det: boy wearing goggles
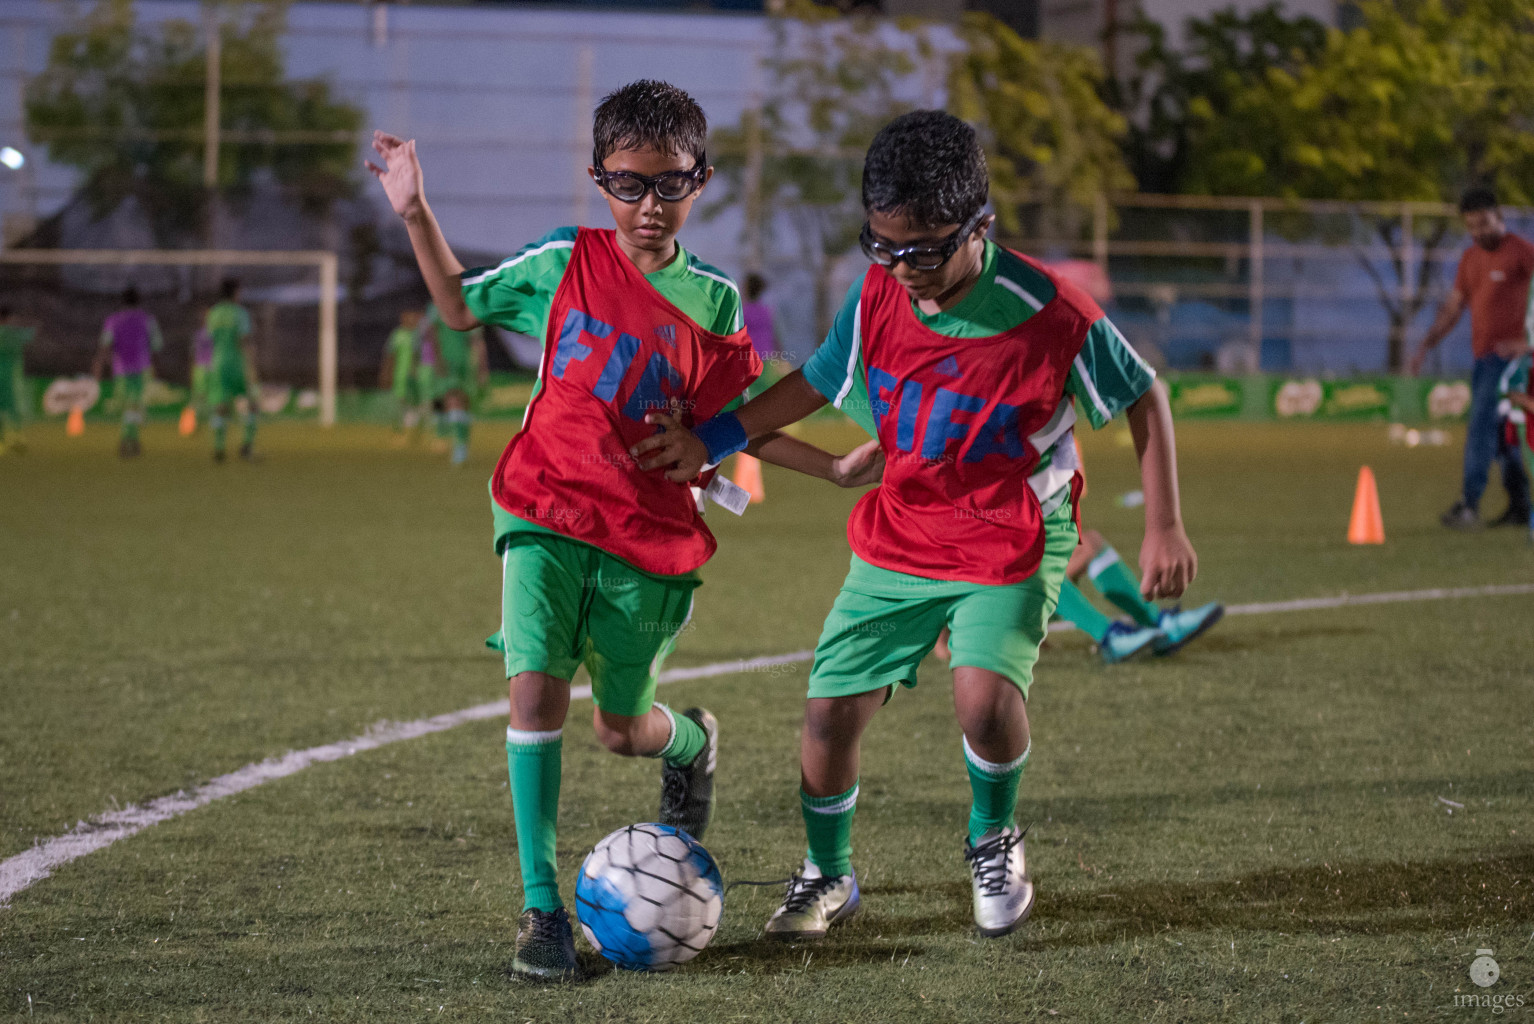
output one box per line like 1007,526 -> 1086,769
369,79 -> 877,980
634,110 -> 1197,942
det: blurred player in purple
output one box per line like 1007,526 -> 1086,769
92,287 -> 162,458
742,273 -> 788,394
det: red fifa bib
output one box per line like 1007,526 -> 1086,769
492,228 -> 761,575
848,252 -> 1099,585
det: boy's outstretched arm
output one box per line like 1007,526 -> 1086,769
1125,379 -> 1197,600
366,131 -> 479,331
749,432 -> 883,488
633,369 -> 831,481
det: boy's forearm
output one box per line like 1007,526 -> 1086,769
735,370 -> 830,438
402,203 -> 478,330
748,431 -> 836,480
1127,381 -> 1183,531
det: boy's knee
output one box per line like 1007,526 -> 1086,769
802,689 -> 886,746
508,671 -> 569,731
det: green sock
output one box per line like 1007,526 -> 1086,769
1088,547 -> 1161,628
965,737 -> 1028,843
211,415 -> 227,453
654,704 -> 706,767
1055,578 -> 1113,642
801,782 -> 858,877
507,726 -> 563,913
242,413 -> 258,448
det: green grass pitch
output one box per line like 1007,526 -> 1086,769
1,418 -> 1530,1022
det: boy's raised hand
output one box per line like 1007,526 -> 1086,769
1138,524 -> 1197,601
366,131 -> 425,220
634,411 -> 710,481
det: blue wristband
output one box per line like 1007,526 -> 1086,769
693,411 -> 749,466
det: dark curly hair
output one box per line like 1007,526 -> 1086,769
861,110 -> 988,228
592,80 -> 707,168
1460,187 -> 1498,214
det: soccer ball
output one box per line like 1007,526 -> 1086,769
574,822 -> 724,971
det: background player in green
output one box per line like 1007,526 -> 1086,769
636,111 -> 1199,942
368,80 -> 879,980
184,308 -> 214,432
379,307 -> 427,444
0,305 -> 35,456
92,286 -> 163,458
419,302 -> 487,464
206,278 -> 260,462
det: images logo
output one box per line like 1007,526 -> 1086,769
1471,951 -> 1501,989
1454,949 -> 1527,1014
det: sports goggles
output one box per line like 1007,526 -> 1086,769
859,210 -> 986,271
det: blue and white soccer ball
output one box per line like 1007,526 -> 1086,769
574,822 -> 724,971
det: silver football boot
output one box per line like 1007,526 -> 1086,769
763,859 -> 860,940
964,825 -> 1034,937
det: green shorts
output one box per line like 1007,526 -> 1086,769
116,372 -> 145,408
807,500 -> 1078,701
393,377 -> 422,407
431,368 -> 474,402
487,531 -> 700,717
209,361 -> 249,406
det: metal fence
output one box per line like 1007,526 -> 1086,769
999,193 -> 1527,377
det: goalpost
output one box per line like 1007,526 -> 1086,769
0,249 -> 340,426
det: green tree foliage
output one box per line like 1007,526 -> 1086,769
949,11 -> 1132,238
1112,3 -> 1327,195
712,2 -> 1129,335
25,0 -> 360,246
1188,0 -> 1534,368
1194,0 -> 1534,204
710,0 -> 930,336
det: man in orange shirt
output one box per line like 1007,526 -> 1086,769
1410,188 -> 1534,529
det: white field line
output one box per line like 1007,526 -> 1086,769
3,581 -> 1531,905
0,652 -> 812,906
1046,580 -> 1534,633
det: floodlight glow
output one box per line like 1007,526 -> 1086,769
0,147 -> 24,170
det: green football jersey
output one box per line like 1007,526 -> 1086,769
0,324 -> 33,380
459,226 -> 746,561
387,325 -> 418,383
459,226 -> 744,343
0,324 -> 34,407
206,301 -> 252,368
803,240 -> 1155,516
425,305 -> 475,378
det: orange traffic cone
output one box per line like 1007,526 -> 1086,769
732,453 -> 766,504
1348,466 -> 1385,544
65,405 -> 85,437
178,405 -> 197,436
